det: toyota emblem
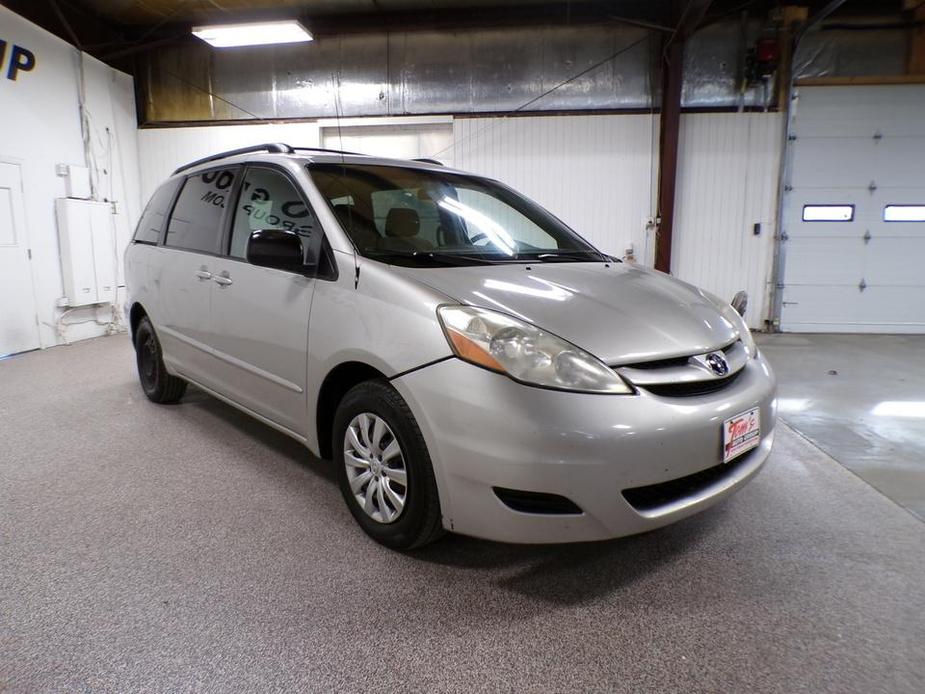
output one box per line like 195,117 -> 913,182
705,352 -> 729,376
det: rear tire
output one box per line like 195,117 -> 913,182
333,380 -> 444,550
134,316 -> 186,404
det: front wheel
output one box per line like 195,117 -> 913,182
134,316 -> 187,404
333,380 -> 444,550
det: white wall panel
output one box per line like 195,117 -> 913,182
137,122 -> 321,204
82,54 -> 143,289
137,112 -> 787,333
0,6 -> 141,347
671,113 -> 784,329
320,120 -> 453,163
451,114 -> 659,262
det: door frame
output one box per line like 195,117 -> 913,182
0,155 -> 42,352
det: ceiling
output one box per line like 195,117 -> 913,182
3,0 -> 909,73
68,1 -> 596,26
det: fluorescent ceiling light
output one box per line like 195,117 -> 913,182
192,20 -> 313,48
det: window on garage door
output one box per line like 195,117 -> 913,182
884,205 -> 925,222
802,204 -> 854,222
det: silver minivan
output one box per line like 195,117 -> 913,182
125,143 -> 776,549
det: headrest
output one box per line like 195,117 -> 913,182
332,203 -> 352,223
385,208 -> 420,238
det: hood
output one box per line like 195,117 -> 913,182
394,262 -> 738,365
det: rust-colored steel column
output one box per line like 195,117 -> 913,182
654,37 -> 684,274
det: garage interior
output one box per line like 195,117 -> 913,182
1,0 -> 924,691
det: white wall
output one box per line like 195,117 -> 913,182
672,113 -> 784,329
452,114 -> 660,262
0,6 -> 141,347
135,112 -> 783,329
137,122 -> 321,204
320,119 -> 453,164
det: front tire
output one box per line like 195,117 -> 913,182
134,316 -> 187,404
333,380 -> 444,550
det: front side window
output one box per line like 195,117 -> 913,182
309,163 -> 604,267
165,168 -> 238,253
229,167 -> 319,263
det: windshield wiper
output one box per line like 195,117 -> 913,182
414,251 -> 516,265
363,249 -> 513,267
533,250 -> 610,263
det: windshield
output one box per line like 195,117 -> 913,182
308,163 -> 606,267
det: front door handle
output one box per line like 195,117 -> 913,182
195,270 -> 212,281
213,273 -> 233,287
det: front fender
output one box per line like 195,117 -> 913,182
305,254 -> 454,453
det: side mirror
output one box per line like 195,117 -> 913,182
731,290 -> 748,317
246,229 -> 306,274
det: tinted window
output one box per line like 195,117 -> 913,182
133,180 -> 180,244
229,167 -> 320,264
165,168 -> 238,253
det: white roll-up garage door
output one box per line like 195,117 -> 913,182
779,84 -> 925,333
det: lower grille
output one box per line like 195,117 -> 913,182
642,369 -> 742,398
621,449 -> 755,513
493,487 -> 583,515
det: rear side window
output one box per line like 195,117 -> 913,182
165,168 -> 239,253
133,180 -> 180,244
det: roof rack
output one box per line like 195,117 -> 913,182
171,143 -> 437,176
291,146 -> 366,157
172,143 -> 293,175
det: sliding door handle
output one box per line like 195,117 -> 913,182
213,274 -> 233,287
195,270 -> 212,281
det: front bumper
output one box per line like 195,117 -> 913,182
392,352 -> 777,544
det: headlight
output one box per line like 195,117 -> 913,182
437,305 -> 632,394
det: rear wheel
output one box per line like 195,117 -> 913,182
134,317 -> 186,404
333,380 -> 444,550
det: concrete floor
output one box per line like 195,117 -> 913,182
759,333 -> 925,521
2,336 -> 925,692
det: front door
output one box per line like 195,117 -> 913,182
0,161 -> 40,356
208,165 -> 319,435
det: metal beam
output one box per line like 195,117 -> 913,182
795,0 -> 850,44
654,0 -> 714,273
47,0 -> 84,50
909,4 -> 925,74
654,37 -> 685,273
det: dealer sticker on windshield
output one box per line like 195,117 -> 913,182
723,407 -> 761,463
